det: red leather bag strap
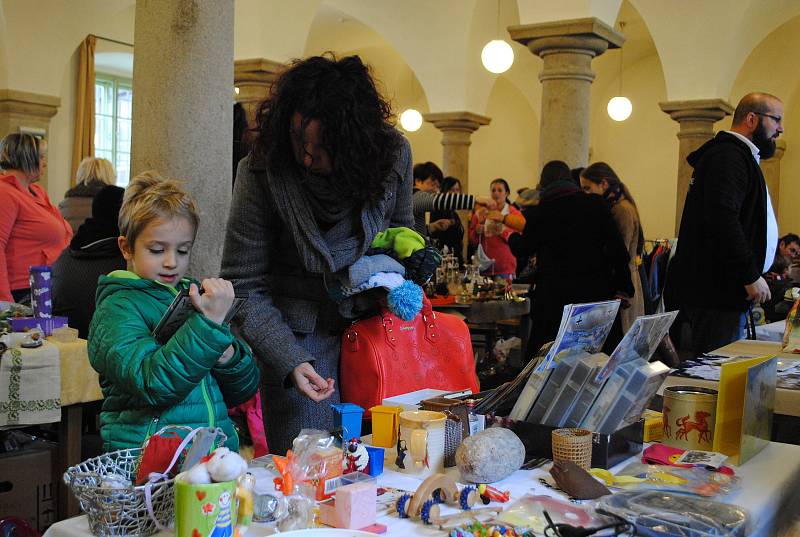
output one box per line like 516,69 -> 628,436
421,295 -> 438,343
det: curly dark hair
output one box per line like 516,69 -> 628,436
253,54 -> 403,203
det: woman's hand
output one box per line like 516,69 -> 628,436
486,210 -> 504,222
429,219 -> 453,233
189,278 -> 235,325
474,196 -> 498,210
291,362 -> 335,402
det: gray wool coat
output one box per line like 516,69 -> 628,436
221,138 -> 414,454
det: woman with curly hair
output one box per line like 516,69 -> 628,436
221,54 -> 414,453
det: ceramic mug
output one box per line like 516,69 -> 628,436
174,479 -> 238,537
396,410 -> 446,477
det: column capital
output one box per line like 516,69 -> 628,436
234,58 -> 284,104
509,17 -> 623,58
659,99 -> 733,123
0,89 -> 60,119
423,111 -> 491,134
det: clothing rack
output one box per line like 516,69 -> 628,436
90,34 -> 134,48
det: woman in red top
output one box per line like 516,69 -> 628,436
468,178 -> 523,280
0,134 -> 72,303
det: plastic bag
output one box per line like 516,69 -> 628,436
496,494 -> 603,533
592,461 -> 739,498
598,490 -> 747,537
782,298 -> 800,353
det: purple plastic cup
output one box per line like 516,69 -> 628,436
29,265 -> 53,318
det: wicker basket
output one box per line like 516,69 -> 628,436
64,448 -> 174,537
551,428 -> 593,470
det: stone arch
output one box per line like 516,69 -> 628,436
629,0 -> 800,100
729,13 -> 800,235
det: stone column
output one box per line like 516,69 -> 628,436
510,18 -> 623,170
659,99 -> 733,233
761,139 -> 786,217
423,111 -> 490,192
131,0 -> 234,279
234,58 -> 283,128
0,89 -> 60,191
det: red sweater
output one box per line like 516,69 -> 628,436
0,174 -> 72,301
469,204 -> 522,277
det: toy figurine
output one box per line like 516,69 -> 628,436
343,438 -> 369,474
476,484 -> 510,504
395,439 -> 408,469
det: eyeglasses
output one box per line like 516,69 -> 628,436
755,112 -> 783,124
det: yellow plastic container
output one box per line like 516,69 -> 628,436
369,405 -> 402,448
643,410 -> 664,442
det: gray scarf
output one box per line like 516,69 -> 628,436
265,164 -> 385,274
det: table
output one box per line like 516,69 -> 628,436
43,441 -> 800,537
660,338 -> 800,418
2,336 -> 103,519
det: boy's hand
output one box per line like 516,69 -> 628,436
291,362 -> 335,402
217,344 -> 235,365
189,279 -> 235,325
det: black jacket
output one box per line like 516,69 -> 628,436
509,188 -> 632,353
52,219 -> 126,338
666,132 -> 767,311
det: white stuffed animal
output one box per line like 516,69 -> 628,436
182,447 -> 247,484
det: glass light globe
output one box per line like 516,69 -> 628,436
481,40 -> 514,74
400,109 -> 423,132
607,96 -> 632,121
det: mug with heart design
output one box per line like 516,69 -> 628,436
174,479 -> 238,537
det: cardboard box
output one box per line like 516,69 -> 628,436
9,316 -> 68,336
485,416 -> 643,469
0,442 -> 58,532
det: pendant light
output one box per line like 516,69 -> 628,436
607,21 -> 632,122
400,109 -> 423,132
481,0 -> 514,74
400,68 -> 423,132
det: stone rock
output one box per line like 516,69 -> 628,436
455,427 -> 525,483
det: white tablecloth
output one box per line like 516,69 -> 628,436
0,339 -> 61,427
43,441 -> 800,537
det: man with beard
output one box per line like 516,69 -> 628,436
666,92 -> 783,353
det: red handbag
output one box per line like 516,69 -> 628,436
340,296 -> 479,413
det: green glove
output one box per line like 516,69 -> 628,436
371,227 -> 426,260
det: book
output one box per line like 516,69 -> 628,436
539,301 -> 621,371
509,368 -> 552,421
596,311 -> 678,382
594,359 -> 670,434
152,288 -> 248,344
542,352 -> 608,426
581,358 -> 644,432
527,351 -> 585,424
562,353 -> 611,427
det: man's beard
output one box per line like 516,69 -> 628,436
753,119 -> 777,159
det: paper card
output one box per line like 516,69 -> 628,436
739,357 -> 777,465
674,450 -> 728,469
713,355 -> 773,464
540,300 -> 621,370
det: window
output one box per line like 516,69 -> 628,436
94,74 -> 132,186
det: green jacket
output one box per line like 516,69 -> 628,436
88,270 -> 259,452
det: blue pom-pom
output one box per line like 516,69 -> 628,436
387,280 -> 423,321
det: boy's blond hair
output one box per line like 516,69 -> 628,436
76,157 -> 116,186
118,171 -> 199,248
